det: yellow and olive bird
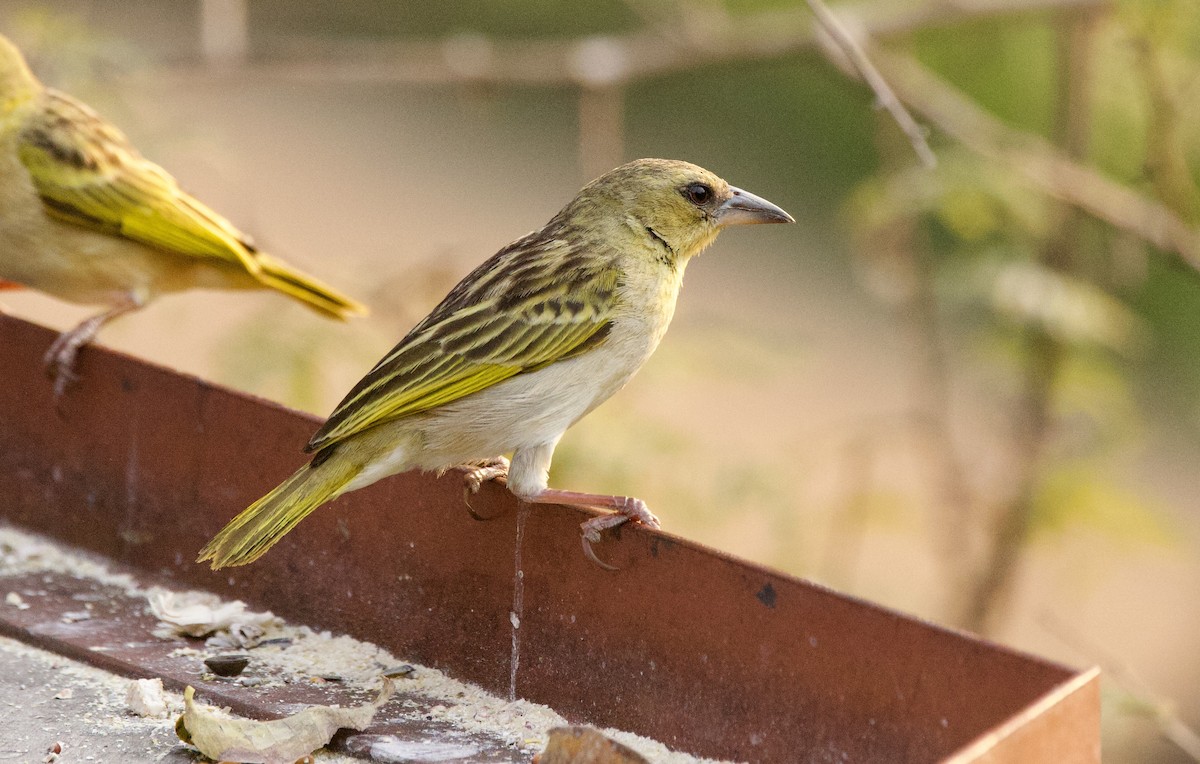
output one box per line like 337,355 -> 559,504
0,35 -> 366,394
200,158 -> 793,569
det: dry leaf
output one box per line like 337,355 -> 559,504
176,679 -> 394,764
148,588 -> 280,647
535,726 -> 649,764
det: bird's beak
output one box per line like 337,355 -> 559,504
716,187 -> 795,227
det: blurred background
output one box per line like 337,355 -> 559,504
1,1 -> 1198,759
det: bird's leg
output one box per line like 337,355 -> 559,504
522,489 -> 661,570
458,456 -> 510,520
44,298 -> 140,397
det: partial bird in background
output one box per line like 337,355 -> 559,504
199,158 -> 793,570
0,35 -> 367,395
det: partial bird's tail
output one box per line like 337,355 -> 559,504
254,253 -> 369,320
198,453 -> 361,569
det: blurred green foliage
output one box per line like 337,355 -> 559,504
850,3 -> 1200,531
249,0 -> 643,39
914,18 -> 1059,138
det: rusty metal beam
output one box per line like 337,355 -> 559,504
0,314 -> 1099,762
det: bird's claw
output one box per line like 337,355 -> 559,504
458,456 -> 510,520
581,534 -> 619,571
462,456 -> 509,494
578,497 -> 660,570
43,337 -> 82,398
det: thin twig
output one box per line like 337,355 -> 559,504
874,48 -> 1200,273
805,0 -> 936,168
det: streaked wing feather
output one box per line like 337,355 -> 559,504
307,233 -> 619,451
17,90 -> 259,272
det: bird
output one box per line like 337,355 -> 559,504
199,158 -> 793,570
0,35 -> 367,395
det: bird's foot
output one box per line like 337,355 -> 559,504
522,489 -> 660,570
458,456 -> 510,520
43,329 -> 86,398
579,497 -> 660,570
42,301 -> 139,398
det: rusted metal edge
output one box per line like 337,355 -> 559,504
0,314 -> 1100,762
948,667 -> 1102,764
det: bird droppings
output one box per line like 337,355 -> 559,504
510,503 -> 529,702
0,525 -> 737,763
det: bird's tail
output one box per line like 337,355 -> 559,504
198,453 -> 361,569
253,253 -> 369,320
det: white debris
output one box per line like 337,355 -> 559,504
5,591 -> 29,609
126,678 -> 169,718
0,524 -> 735,763
0,526 -> 142,594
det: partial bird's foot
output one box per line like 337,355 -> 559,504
578,496 -> 660,570
458,456 -> 510,520
522,489 -> 660,570
43,301 -> 139,398
43,328 -> 87,398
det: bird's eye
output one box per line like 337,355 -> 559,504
683,183 -> 713,206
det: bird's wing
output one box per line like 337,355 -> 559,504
307,235 -> 619,452
17,90 -> 261,273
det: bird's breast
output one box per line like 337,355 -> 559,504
400,253 -> 688,469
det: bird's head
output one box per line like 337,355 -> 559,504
566,158 -> 794,265
0,35 -> 39,109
